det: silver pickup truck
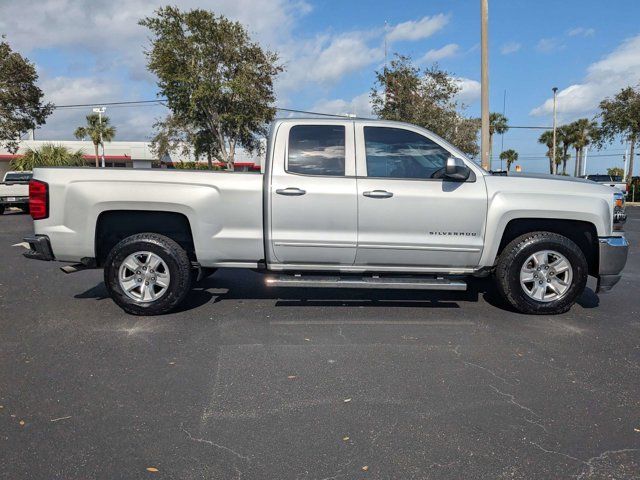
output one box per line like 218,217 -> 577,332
23,118 -> 629,316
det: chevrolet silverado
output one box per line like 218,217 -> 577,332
23,119 -> 629,315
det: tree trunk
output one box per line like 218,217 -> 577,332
93,143 -> 99,168
548,150 -> 553,174
227,139 -> 236,171
629,134 -> 636,181
562,145 -> 569,175
207,152 -> 213,170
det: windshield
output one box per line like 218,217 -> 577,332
4,172 -> 32,182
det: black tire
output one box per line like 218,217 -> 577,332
20,205 -> 30,214
0,205 -> 5,215
495,231 -> 588,315
104,233 -> 192,315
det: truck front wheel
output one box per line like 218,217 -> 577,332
495,232 -> 588,315
104,233 -> 192,315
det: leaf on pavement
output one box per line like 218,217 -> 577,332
146,467 -> 159,473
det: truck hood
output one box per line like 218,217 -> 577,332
496,172 -> 595,185
484,171 -> 618,199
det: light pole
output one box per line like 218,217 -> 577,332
551,87 -> 558,175
93,107 -> 106,168
480,0 -> 490,171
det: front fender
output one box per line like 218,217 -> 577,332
480,191 -> 610,267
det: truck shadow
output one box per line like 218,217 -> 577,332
75,268 -> 600,314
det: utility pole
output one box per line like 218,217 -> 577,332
500,89 -> 506,170
551,87 -> 558,175
93,107 -> 106,168
623,141 -> 629,182
480,0 -> 490,171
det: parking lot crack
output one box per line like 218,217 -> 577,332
488,384 -> 538,417
576,448 -> 640,480
528,441 -> 583,464
463,361 -> 517,385
524,417 -> 548,433
181,424 -> 250,461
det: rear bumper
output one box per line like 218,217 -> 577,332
596,236 -> 628,292
23,235 -> 55,261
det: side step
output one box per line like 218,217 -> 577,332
265,274 -> 467,291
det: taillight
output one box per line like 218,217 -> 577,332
29,179 -> 49,220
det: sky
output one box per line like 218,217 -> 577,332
1,0 -> 639,174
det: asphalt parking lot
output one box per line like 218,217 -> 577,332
1,209 -> 639,479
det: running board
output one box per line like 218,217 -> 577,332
265,274 -> 467,291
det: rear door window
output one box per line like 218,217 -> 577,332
287,125 -> 345,176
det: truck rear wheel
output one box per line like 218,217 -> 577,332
495,232 -> 588,315
104,233 -> 192,315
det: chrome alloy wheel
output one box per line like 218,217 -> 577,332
118,251 -> 171,303
519,250 -> 573,303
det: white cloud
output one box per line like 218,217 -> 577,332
530,34 -> 640,118
567,27 -> 595,37
536,38 -> 564,53
311,92 -> 373,117
500,41 -> 521,55
454,78 -> 481,104
310,34 -> 382,84
421,43 -> 459,62
278,31 -> 383,89
40,76 -> 121,106
386,14 -> 449,42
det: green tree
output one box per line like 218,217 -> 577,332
140,7 -> 283,170
568,118 -> 598,177
538,130 -> 560,174
607,167 -> 624,178
556,125 -> 574,175
74,113 -> 116,167
371,54 -> 480,157
499,149 -> 518,172
489,112 -> 509,164
10,144 -> 84,171
0,39 -> 53,153
598,85 -> 640,180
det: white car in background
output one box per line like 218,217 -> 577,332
0,171 -> 32,214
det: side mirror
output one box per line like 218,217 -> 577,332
445,157 -> 471,181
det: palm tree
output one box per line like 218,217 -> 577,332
74,113 -> 116,167
10,144 -> 84,171
499,149 -> 518,172
556,125 -> 574,175
538,130 -> 558,174
568,118 -> 598,177
489,112 -> 509,166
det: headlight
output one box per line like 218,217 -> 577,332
613,191 -> 626,230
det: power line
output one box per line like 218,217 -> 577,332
53,99 -> 166,109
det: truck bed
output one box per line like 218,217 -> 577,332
32,168 -> 265,266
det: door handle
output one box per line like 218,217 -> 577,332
363,190 -> 393,198
276,187 -> 306,196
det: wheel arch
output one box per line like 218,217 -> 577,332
493,218 -> 599,276
95,210 -> 196,267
